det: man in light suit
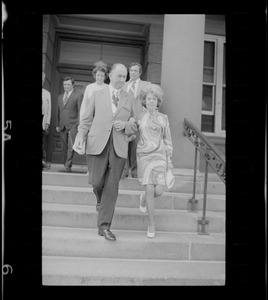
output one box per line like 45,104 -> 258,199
42,72 -> 51,170
122,62 -> 151,178
56,77 -> 83,172
76,63 -> 137,241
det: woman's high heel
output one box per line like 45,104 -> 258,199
147,226 -> 155,238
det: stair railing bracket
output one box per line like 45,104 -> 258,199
198,218 -> 209,235
187,198 -> 198,212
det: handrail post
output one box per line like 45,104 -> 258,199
198,159 -> 209,234
187,137 -> 198,212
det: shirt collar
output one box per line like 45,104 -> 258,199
65,89 -> 73,95
130,78 -> 140,84
109,84 -> 121,96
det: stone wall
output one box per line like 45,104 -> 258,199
143,24 -> 164,84
42,15 -> 56,91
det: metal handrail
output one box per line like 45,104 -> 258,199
183,118 -> 226,234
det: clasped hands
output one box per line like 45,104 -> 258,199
113,117 -> 137,131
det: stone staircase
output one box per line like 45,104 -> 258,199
42,164 -> 225,285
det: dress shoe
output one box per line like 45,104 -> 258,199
131,172 -> 138,178
121,172 -> 128,179
58,167 -> 72,173
139,193 -> 147,214
98,229 -> 116,241
42,161 -> 51,170
147,226 -> 155,238
96,202 -> 100,212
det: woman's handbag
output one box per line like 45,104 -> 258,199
165,155 -> 175,190
166,167 -> 175,190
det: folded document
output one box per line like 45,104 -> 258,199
72,137 -> 86,155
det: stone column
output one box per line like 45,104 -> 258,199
160,14 -> 205,169
43,15 -> 56,162
42,15 -> 55,88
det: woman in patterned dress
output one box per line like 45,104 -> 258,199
136,84 -> 173,238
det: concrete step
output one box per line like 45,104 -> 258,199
42,185 -> 226,212
42,226 -> 225,261
44,163 -> 224,182
42,172 -> 226,195
42,203 -> 225,233
42,256 -> 225,285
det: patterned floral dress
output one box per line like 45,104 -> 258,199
137,109 -> 173,186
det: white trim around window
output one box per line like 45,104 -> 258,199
202,34 -> 226,137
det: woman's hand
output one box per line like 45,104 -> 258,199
167,156 -> 173,169
168,162 -> 173,169
129,117 -> 136,123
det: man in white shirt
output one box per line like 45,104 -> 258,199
122,62 -> 151,178
42,72 -> 51,170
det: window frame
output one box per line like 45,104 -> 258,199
202,34 -> 226,137
202,38 -> 216,116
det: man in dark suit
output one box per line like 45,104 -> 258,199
56,77 -> 83,172
76,63 -> 137,241
122,62 -> 150,178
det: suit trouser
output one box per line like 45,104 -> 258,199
87,132 -> 126,230
60,128 -> 75,168
123,132 -> 139,176
42,130 -> 47,161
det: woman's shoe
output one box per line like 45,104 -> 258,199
139,193 -> 147,214
147,226 -> 155,238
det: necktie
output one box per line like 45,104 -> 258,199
129,81 -> 136,97
112,90 -> 119,107
63,92 -> 68,105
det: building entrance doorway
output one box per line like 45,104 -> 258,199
48,36 -> 144,165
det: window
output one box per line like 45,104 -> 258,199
59,40 -> 141,68
201,35 -> 226,136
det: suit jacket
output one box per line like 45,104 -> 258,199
124,79 -> 151,116
79,82 -> 108,121
42,88 -> 51,130
57,89 -> 83,131
77,85 -> 137,159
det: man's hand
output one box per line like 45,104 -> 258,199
44,124 -> 50,135
113,120 -> 126,131
56,126 -> 61,132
